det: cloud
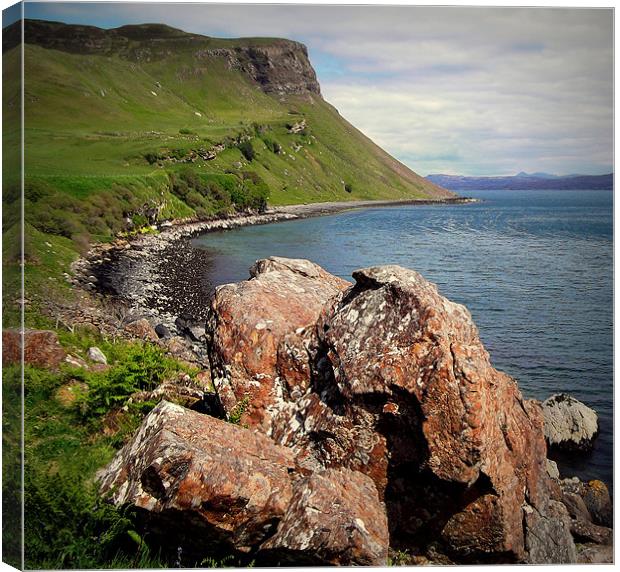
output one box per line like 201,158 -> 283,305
24,3 -> 613,175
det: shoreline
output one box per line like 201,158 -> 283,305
272,196 -> 477,218
73,196 -> 478,328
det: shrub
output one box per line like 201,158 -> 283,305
230,172 -> 269,212
76,343 -> 178,419
344,182 -> 353,194
238,140 -> 255,162
262,137 -> 281,154
144,152 -> 159,165
25,179 -> 55,202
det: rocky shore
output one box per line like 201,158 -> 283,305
72,197 -> 477,330
93,257 -> 611,565
11,251 -> 611,565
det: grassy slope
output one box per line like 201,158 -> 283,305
3,31 -> 451,319
3,23 -> 453,569
21,40 -> 448,204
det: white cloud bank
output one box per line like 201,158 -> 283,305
26,3 -> 613,176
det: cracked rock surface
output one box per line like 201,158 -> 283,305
99,258 -> 592,564
98,401 -> 388,565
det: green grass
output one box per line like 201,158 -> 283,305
2,23 -> 452,569
12,335 -> 204,569
6,331 -> 255,568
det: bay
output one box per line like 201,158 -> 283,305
192,189 -> 613,487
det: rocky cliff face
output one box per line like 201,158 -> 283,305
5,19 -> 320,96
196,43 -> 321,95
99,258 -> 588,564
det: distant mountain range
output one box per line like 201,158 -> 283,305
426,172 -> 613,191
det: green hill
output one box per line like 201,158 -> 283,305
3,19 -> 452,325
9,19 -> 449,204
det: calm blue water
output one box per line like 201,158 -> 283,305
193,190 -> 613,487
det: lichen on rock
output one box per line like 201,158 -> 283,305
98,258 -> 595,564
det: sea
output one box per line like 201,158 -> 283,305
192,189 -> 613,488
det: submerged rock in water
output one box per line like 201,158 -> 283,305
542,393 -> 598,452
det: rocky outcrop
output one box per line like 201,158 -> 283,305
98,400 -> 388,566
542,393 -> 598,451
197,44 -> 321,95
12,19 -> 320,96
559,477 -> 613,529
544,476 -> 614,563
204,259 -> 578,563
205,257 -> 349,434
3,329 -> 66,369
99,258 -> 602,565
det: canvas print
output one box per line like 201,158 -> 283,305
1,2 -> 613,568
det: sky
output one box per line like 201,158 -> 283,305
5,2 -> 614,177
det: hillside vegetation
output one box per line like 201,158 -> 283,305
3,18 -> 451,326
2,20 -> 452,569
12,19 -> 447,207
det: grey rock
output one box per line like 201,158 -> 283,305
87,346 -> 107,365
561,491 -> 592,522
576,543 -> 613,564
187,325 -> 205,342
155,323 -> 171,338
546,458 -> 560,480
523,500 -> 577,564
570,518 -> 612,545
542,393 -> 598,451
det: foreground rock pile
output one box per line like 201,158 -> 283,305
98,257 -> 611,565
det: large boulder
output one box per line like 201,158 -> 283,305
542,393 -> 598,451
259,468 -> 388,566
98,400 -> 388,566
98,401 -> 296,557
205,256 -> 349,433
311,266 -> 573,562
3,329 -> 66,369
204,260 -> 577,563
